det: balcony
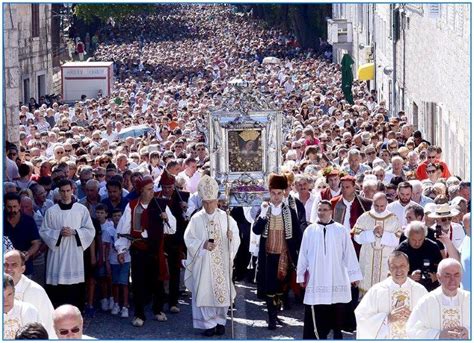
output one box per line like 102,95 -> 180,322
327,19 -> 353,45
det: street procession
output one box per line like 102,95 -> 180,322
3,3 -> 471,340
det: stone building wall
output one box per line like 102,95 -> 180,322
3,4 -> 53,144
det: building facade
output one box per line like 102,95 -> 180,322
4,3 -> 53,143
331,4 -> 470,180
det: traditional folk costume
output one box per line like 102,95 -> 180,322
183,175 -> 240,333
406,287 -> 470,338
15,274 -> 56,338
155,172 -> 190,311
253,174 -> 303,330
115,177 -> 176,324
39,202 -> 95,311
3,300 -> 39,339
355,277 -> 428,338
296,220 -> 362,339
353,208 -> 402,293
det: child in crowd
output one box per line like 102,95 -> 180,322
107,207 -> 130,317
95,204 -> 115,312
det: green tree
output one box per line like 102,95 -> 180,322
74,4 -> 156,24
250,4 -> 332,49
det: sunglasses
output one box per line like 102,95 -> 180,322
65,149 -> 72,153
428,155 -> 436,159
426,169 -> 436,174
58,327 -> 81,336
440,217 -> 451,222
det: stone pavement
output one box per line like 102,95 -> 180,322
83,280 -> 306,340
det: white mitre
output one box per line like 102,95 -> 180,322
198,175 -> 219,201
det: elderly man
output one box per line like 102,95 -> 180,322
297,200 -> 362,339
406,258 -> 470,339
31,183 -> 54,217
343,149 -> 371,177
79,179 -> 102,219
184,175 -> 240,336
354,192 -> 402,293
115,176 -> 176,327
355,251 -> 428,338
3,273 -> 40,339
396,221 -> 445,291
427,203 -> 465,251
4,250 -> 56,338
409,180 -> 433,208
53,304 -> 94,339
40,179 -> 95,311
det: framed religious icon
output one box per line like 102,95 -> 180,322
203,110 -> 289,207
228,129 -> 263,173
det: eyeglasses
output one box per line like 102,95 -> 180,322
426,169 -> 436,174
58,327 -> 81,336
366,151 -> 376,155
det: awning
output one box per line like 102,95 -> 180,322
357,63 -> 375,80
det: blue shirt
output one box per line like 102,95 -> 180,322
460,236 -> 471,292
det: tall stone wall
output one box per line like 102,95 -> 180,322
3,4 -> 20,144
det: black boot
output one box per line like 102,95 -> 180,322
266,298 -> 277,330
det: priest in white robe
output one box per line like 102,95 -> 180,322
184,175 -> 240,337
39,179 -> 95,311
4,250 -> 56,338
3,273 -> 40,339
406,258 -> 470,339
353,192 -> 402,293
296,200 -> 362,339
355,251 -> 428,339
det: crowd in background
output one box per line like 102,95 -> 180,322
4,4 -> 470,339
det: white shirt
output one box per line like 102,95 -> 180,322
115,201 -> 176,254
177,170 -> 201,194
387,200 -> 417,228
342,198 -> 354,232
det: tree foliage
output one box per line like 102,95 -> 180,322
250,4 -> 332,50
74,4 -> 156,24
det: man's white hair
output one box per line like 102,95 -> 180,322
404,220 -> 428,237
437,257 -> 462,275
409,179 -> 423,193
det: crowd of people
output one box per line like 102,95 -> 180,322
4,4 -> 471,340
